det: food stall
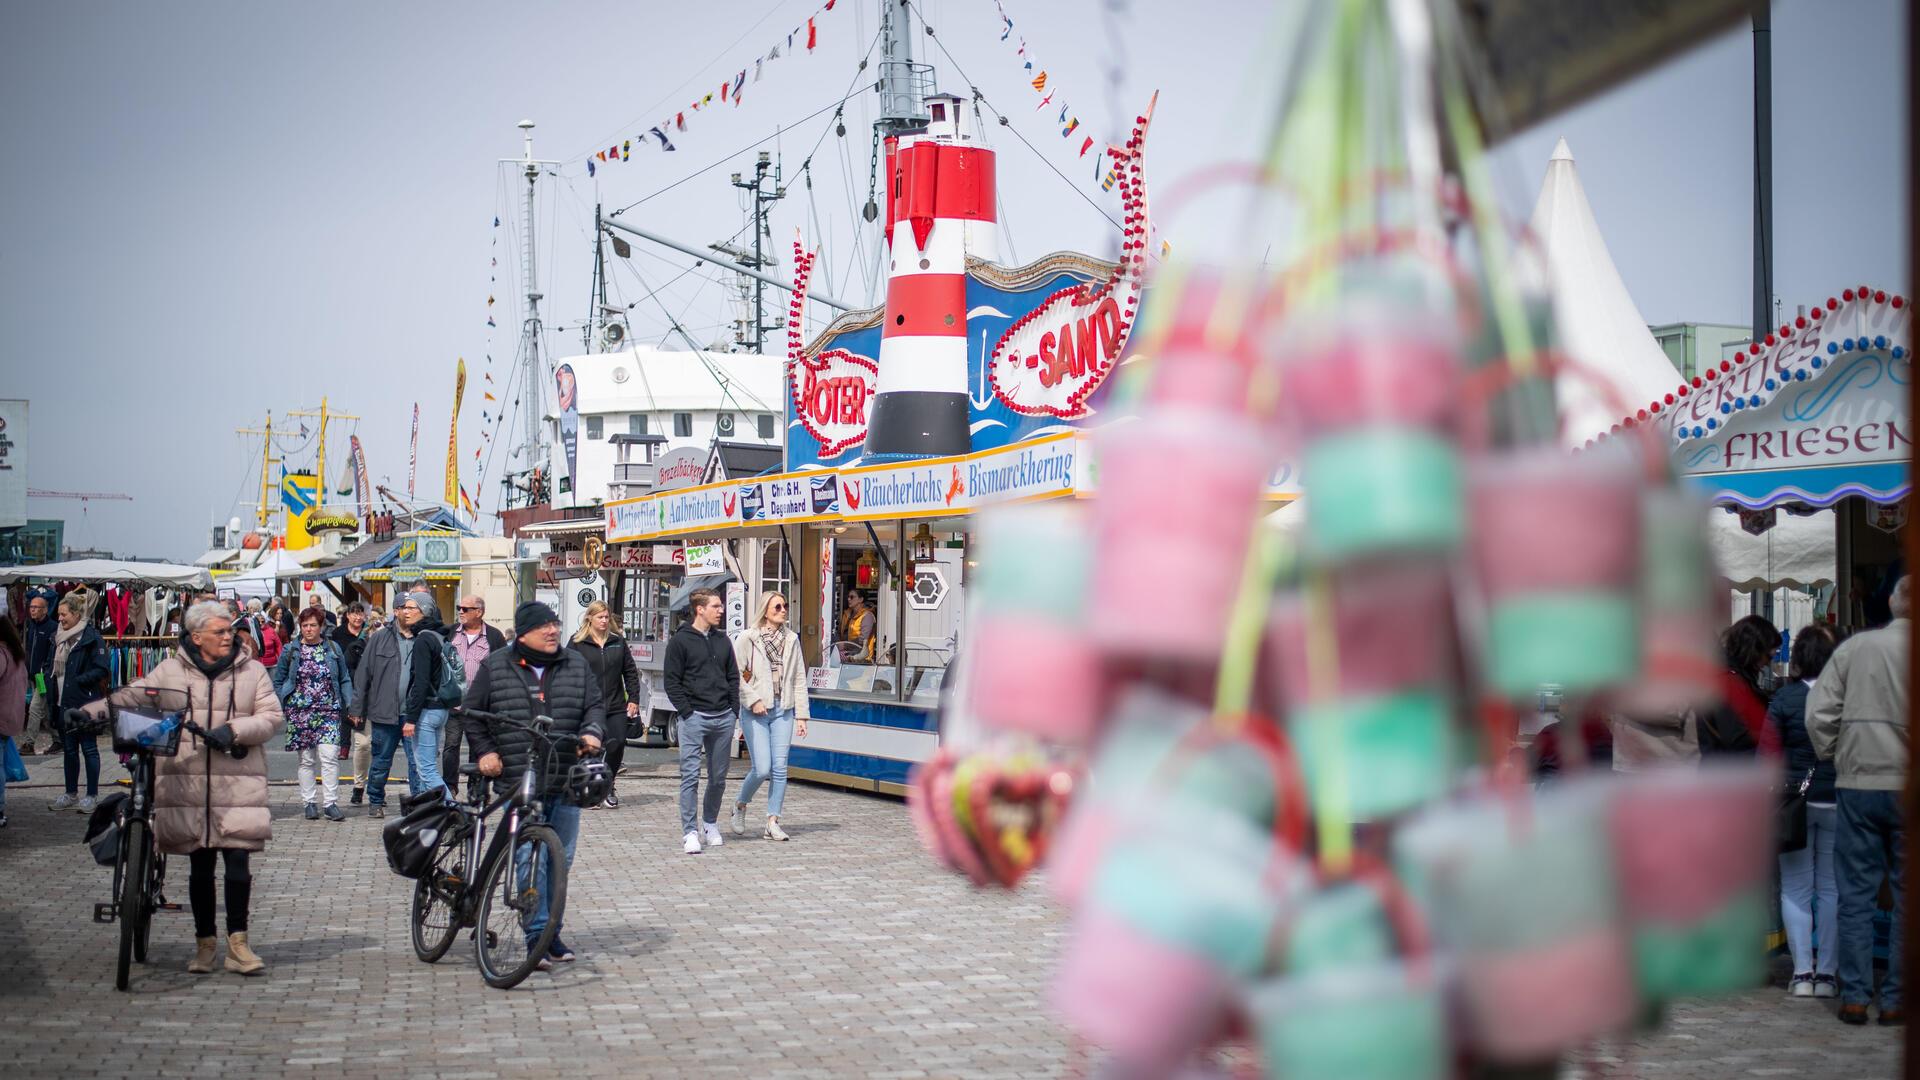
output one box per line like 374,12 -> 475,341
1613,286 -> 1910,631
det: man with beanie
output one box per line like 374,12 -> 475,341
663,588 -> 740,854
347,592 -> 426,817
463,601 -> 604,967
400,591 -> 454,800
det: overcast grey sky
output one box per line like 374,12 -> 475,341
1,0 -> 1908,561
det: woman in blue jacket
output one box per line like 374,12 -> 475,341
1775,623 -> 1842,999
51,590 -> 112,812
273,608 -> 353,820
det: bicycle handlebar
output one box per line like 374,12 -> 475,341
451,708 -> 596,747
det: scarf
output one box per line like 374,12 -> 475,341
758,627 -> 787,694
514,639 -> 563,667
53,620 -> 84,699
180,633 -> 240,681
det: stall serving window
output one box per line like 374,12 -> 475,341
807,522 -> 966,708
621,571 -> 676,648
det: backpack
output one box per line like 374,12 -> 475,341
432,631 -> 466,707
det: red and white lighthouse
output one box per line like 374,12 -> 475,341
867,92 -> 996,461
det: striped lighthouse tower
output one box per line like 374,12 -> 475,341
867,92 -> 997,461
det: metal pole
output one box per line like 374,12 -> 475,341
601,216 -> 856,311
1751,4 -> 1773,341
1904,0 -> 1917,1067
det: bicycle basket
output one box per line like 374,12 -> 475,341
106,686 -> 193,757
382,800 -> 457,880
83,792 -> 131,867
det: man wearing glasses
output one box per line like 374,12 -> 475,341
443,596 -> 506,794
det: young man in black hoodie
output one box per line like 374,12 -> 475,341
663,589 -> 740,854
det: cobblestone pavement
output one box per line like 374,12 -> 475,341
0,744 -> 1903,1078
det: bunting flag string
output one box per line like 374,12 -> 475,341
989,0 -> 1123,198
579,0 -> 846,175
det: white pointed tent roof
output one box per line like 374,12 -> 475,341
1530,138 -> 1688,445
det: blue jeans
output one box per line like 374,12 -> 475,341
736,704 -> 794,818
518,798 -> 580,945
678,710 -> 735,835
63,724 -> 101,797
1836,788 -> 1904,1008
412,708 -> 451,798
366,722 -> 415,807
0,736 -> 13,814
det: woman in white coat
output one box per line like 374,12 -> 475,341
730,592 -> 809,840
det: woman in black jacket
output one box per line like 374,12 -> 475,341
51,590 -> 112,812
1775,624 -> 1842,999
571,602 -> 641,809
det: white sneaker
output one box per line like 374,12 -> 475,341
49,793 -> 77,811
1790,974 -> 1815,998
1814,975 -> 1839,998
703,822 -> 724,848
682,830 -> 702,855
765,817 -> 789,841
730,802 -> 748,835
78,795 -> 98,814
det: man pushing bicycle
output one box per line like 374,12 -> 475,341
461,601 -> 605,968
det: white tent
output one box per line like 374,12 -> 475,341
1710,509 -> 1835,591
0,559 -> 214,589
1529,138 -> 1689,445
220,549 -> 307,599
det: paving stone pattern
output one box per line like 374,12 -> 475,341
0,745 -> 1902,1078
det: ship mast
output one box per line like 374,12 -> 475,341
876,0 -> 932,137
288,396 -> 359,514
507,120 -> 558,484
235,412 -> 280,532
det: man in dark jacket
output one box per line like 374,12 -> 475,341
663,588 -> 739,854
20,590 -> 57,754
346,595 -> 426,817
463,601 -> 604,966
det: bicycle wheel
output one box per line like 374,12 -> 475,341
474,825 -> 567,989
116,820 -> 149,992
410,820 -> 468,963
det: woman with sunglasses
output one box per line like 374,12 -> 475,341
731,592 -> 809,840
571,601 -> 640,809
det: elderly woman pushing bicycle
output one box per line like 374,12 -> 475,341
87,600 -> 282,976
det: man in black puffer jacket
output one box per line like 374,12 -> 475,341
462,601 -> 604,967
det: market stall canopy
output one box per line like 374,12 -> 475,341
1710,508 -> 1835,591
0,559 -> 214,589
221,549 -> 307,599
1530,138 -> 1688,446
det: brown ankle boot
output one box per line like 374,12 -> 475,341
225,932 -> 265,975
187,937 -> 218,974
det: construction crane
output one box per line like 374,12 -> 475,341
28,489 -> 133,506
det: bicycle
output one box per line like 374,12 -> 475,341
405,708 -> 600,989
72,686 -> 244,991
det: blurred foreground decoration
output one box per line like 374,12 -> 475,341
911,0 -> 1788,1075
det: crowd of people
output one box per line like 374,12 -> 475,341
0,582 -> 812,975
1535,577 -> 1912,1026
